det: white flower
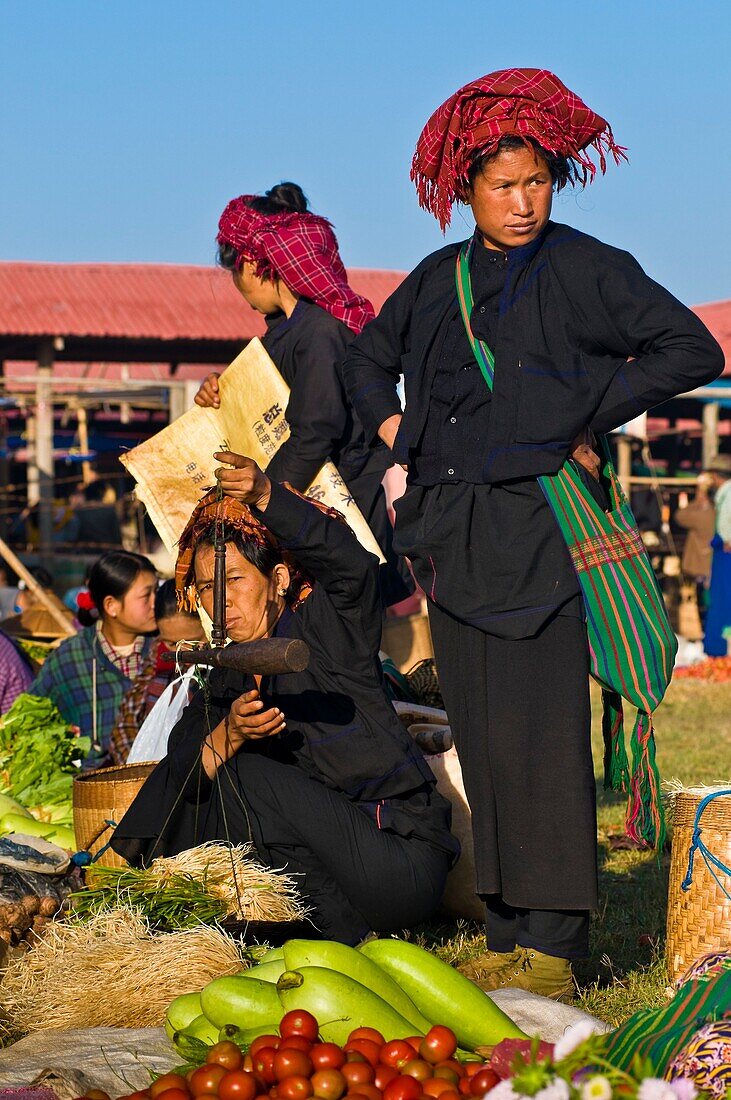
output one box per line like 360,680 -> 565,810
535,1080 -> 571,1100
667,1081 -> 697,1100
637,1080 -> 677,1100
485,1081 -> 521,1100
553,1020 -> 602,1062
581,1075 -> 613,1100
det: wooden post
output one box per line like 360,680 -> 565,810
702,402 -> 719,469
36,339 -> 55,572
617,435 -> 633,498
26,412 -> 38,507
0,534 -> 76,637
77,405 -> 93,485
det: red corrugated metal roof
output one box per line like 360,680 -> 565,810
0,262 -> 406,342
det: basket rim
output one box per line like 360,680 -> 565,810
73,762 -> 157,784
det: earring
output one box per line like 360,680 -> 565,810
277,589 -> 286,597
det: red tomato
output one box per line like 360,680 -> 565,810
190,1067 -> 227,1098
380,1042 -> 416,1070
151,1077 -> 189,1100
404,1039 -> 422,1054
280,1036 -> 313,1055
383,1077 -> 423,1100
311,1069 -> 347,1100
341,1062 -> 375,1088
344,1040 -> 381,1069
128,1093 -> 152,1100
401,1063 -> 432,1083
434,1064 -> 463,1080
219,1073 -> 259,1100
435,1092 -> 460,1100
469,1070 -> 500,1097
274,1050 -> 314,1082
419,1028 -> 457,1066
347,1086 -> 382,1100
422,1081 -> 455,1098
346,1028 -> 385,1047
251,1036 -> 282,1057
463,1067 -> 484,1080
458,1081 -> 472,1096
156,1091 -> 191,1100
253,1048 -> 280,1086
432,1070 -> 459,1087
277,1077 -> 314,1100
311,1043 -> 347,1071
280,1010 -> 319,1042
208,1042 -> 245,1072
373,1067 -> 398,1092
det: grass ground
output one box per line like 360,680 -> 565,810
414,680 -> 731,1028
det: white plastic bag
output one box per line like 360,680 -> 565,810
126,669 -> 197,764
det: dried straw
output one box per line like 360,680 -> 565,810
147,842 -> 307,923
0,909 -> 243,1036
662,779 -> 731,825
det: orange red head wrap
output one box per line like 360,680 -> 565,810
411,67 -> 626,231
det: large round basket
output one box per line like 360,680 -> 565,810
666,787 -> 731,981
73,762 -> 156,869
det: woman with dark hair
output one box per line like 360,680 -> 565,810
194,182 -> 414,607
112,452 -> 458,945
108,580 -> 207,764
29,550 -> 158,766
341,69 -> 723,997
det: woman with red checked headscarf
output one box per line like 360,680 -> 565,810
195,182 -> 414,607
342,69 -> 723,998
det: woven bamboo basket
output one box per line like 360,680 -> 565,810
666,786 -> 731,981
73,762 -> 156,869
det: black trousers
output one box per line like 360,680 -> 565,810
428,601 -> 596,959
194,753 -> 450,946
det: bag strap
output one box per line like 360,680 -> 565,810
455,239 -> 496,391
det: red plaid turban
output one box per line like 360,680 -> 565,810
217,198 -> 375,334
411,68 -> 626,230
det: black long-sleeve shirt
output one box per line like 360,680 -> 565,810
112,481 -> 458,863
342,222 -> 724,484
263,301 -> 390,491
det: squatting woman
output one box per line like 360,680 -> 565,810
112,452 -> 458,944
341,68 -> 723,997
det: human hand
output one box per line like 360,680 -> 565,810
214,451 -> 272,510
570,427 -> 601,482
228,689 -> 286,743
195,373 -> 221,409
378,414 -> 408,471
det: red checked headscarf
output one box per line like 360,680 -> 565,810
217,198 -> 375,334
412,68 -> 626,230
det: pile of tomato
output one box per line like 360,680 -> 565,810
674,655 -> 731,682
108,1010 -> 500,1100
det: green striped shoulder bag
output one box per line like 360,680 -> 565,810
456,240 -> 678,849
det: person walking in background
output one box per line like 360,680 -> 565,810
342,67 -> 723,999
675,471 -> 716,627
194,182 -> 414,608
703,454 -> 731,657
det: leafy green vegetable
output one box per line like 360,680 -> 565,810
70,864 -> 230,931
0,693 -> 90,809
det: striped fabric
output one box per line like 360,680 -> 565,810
456,240 -> 677,848
595,969 -> 731,1077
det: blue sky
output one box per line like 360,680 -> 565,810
1,0 -> 729,305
